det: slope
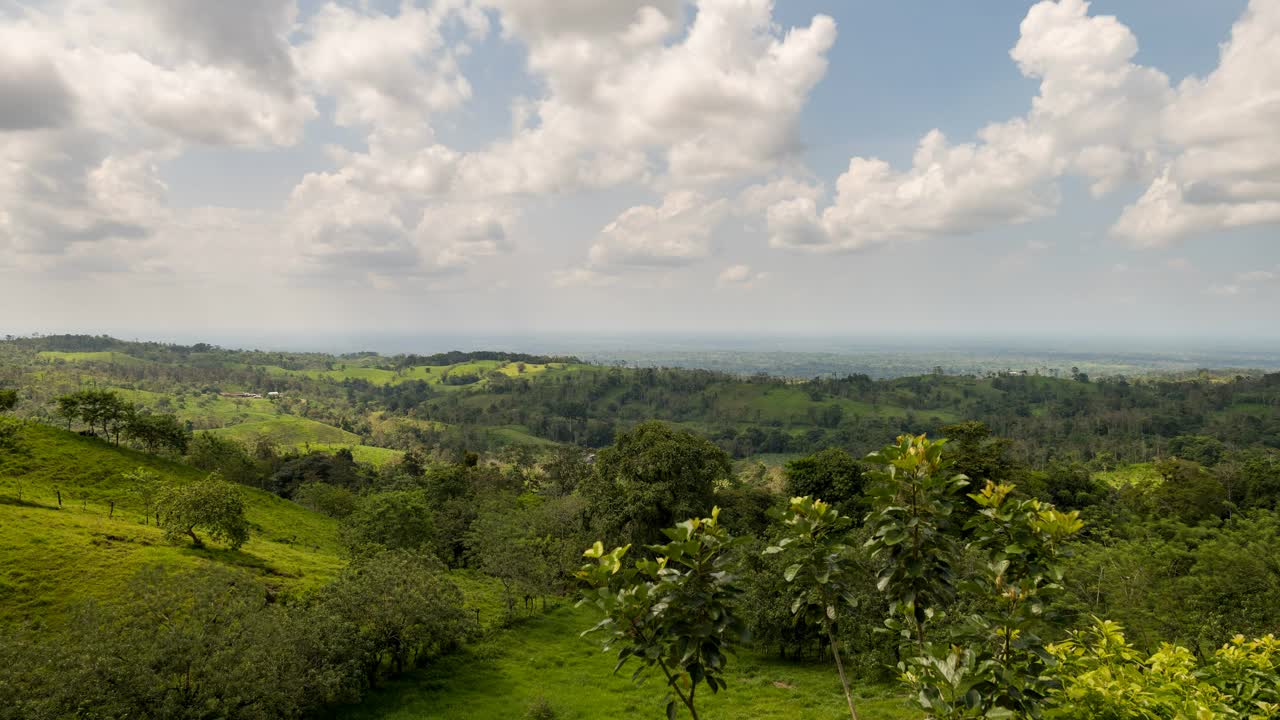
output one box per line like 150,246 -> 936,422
0,422 -> 345,626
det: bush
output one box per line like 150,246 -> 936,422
523,695 -> 558,720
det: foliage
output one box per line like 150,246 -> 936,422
156,473 -> 250,549
864,434 -> 968,652
316,550 -> 476,676
340,490 -> 436,557
865,435 -> 1085,719
784,448 -> 868,514
578,508 -> 747,719
766,495 -> 868,719
0,566 -> 311,720
1048,618 -> 1280,719
295,481 -> 359,518
582,420 -> 731,548
0,388 -> 16,412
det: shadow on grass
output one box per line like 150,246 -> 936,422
330,643 -> 523,719
0,495 -> 58,510
176,545 -> 294,577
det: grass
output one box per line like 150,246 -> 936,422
36,350 -> 151,366
0,423 -> 345,625
338,604 -> 917,720
206,416 -> 362,446
490,425 -> 562,448
1093,463 -> 1163,489
308,443 -> 406,467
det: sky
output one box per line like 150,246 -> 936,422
2,0 -> 1279,347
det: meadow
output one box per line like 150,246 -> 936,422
340,605 -> 918,720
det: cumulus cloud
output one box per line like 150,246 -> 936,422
0,54 -> 76,130
1112,0 -> 1280,245
763,0 -> 1172,253
0,0 -> 316,272
587,192 -> 728,268
461,0 -> 837,192
297,1 -> 487,145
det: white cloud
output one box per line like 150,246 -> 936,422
763,0 -> 1173,253
587,192 -> 729,268
717,264 -> 768,288
1113,0 -> 1280,245
460,0 -> 837,192
297,1 -> 487,146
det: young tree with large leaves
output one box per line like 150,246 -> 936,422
766,496 -> 866,720
578,508 -> 746,720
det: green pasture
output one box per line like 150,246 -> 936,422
339,604 -> 917,720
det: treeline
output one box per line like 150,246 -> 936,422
390,350 -> 580,368
409,366 -> 1280,460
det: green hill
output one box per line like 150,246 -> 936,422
0,423 -> 345,626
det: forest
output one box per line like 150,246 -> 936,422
0,334 -> 1278,719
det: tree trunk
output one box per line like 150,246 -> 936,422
187,527 -> 203,547
827,626 -> 860,720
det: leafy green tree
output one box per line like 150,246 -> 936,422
864,434 -> 968,653
578,508 -> 746,720
318,550 -> 474,677
295,481 -> 359,519
156,474 -> 250,549
582,421 -> 730,548
766,496 -> 866,720
0,388 -> 16,412
124,466 -> 164,525
1154,457 -> 1227,523
1047,619 -> 1280,718
340,490 -> 436,557
187,432 -> 262,487
124,411 -> 189,454
784,448 -> 867,513
865,435 -> 1086,719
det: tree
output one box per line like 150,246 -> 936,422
0,389 -> 16,412
766,496 -> 866,720
1154,457 -> 1227,523
124,467 -> 164,525
124,411 -> 189,454
156,474 -> 250,549
340,490 -> 436,556
578,508 -> 746,720
187,432 -> 261,487
582,421 -> 730,548
864,434 -> 968,655
784,448 -> 867,513
318,550 -> 474,678
864,435 -> 1085,719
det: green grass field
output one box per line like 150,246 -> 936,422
37,350 -> 152,366
0,423 -> 345,625
206,416 -> 362,446
1093,463 -> 1163,488
307,443 -> 406,467
339,604 -> 918,720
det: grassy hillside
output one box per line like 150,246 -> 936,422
206,415 -> 362,445
340,605 -> 918,720
0,423 -> 346,625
